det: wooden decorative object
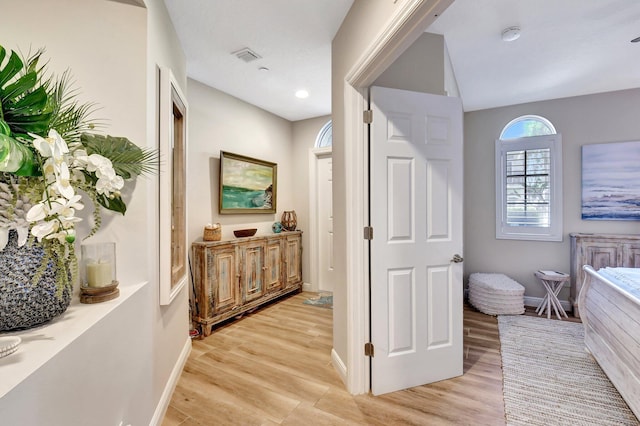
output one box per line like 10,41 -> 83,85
191,231 -> 303,337
533,271 -> 569,320
203,224 -> 221,241
80,281 -> 120,304
233,228 -> 257,238
570,233 -> 640,317
281,210 -> 297,231
159,67 -> 189,306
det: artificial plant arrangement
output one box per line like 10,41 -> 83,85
0,44 -> 157,295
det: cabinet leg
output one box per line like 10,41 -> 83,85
202,324 -> 214,337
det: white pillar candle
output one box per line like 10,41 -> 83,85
86,262 -> 113,287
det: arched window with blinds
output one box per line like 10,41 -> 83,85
495,115 -> 563,241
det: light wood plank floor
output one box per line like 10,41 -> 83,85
163,292 -> 572,425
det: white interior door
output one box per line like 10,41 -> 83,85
317,154 -> 335,292
370,86 -> 464,395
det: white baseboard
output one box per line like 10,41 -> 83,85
524,296 -> 572,312
331,348 -> 348,387
150,337 -> 192,426
302,282 -> 313,292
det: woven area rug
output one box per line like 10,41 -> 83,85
498,315 -> 639,426
303,293 -> 332,309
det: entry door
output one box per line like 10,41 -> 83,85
317,154 -> 335,292
370,86 -> 464,395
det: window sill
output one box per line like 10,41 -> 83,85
0,281 -> 148,399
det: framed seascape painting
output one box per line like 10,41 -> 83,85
219,151 -> 277,214
582,140 -> 640,220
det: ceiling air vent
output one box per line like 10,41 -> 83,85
232,47 -> 262,63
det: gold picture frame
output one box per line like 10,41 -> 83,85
219,151 -> 277,214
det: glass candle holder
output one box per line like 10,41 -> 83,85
81,242 -> 116,288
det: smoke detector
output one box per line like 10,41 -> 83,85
232,47 -> 262,63
501,26 -> 521,42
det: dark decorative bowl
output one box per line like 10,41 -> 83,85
233,228 -> 258,238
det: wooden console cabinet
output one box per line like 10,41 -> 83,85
570,233 -> 640,317
191,231 -> 302,336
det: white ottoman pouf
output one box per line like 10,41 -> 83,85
468,273 -> 525,315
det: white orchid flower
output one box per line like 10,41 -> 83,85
30,129 -> 69,160
31,220 -> 58,242
26,203 -> 47,222
26,192 -> 84,242
59,194 -> 84,214
72,149 -> 90,169
53,161 -> 75,200
77,154 -> 123,195
75,152 -> 112,174
27,195 -> 84,222
15,226 -> 29,247
0,225 -> 30,250
89,153 -> 112,170
51,196 -> 84,223
41,158 -> 57,180
96,174 -> 124,195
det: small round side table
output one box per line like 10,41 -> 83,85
534,271 -> 570,320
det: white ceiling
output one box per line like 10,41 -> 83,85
427,0 -> 640,111
162,0 -> 354,122
162,0 -> 640,121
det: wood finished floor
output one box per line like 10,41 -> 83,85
163,292 -> 578,426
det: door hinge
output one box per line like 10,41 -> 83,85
363,109 -> 373,124
363,226 -> 373,240
364,342 -> 374,357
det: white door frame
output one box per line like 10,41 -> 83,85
342,0 -> 453,395
309,146 -> 333,293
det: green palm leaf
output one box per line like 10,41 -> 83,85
0,49 -> 22,89
0,46 -> 53,137
9,86 -> 48,113
48,70 -> 101,145
80,133 -> 159,179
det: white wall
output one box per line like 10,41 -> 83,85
292,115 -> 332,285
186,79 -> 296,245
145,0 -> 192,423
0,0 -> 191,424
443,39 -> 460,98
464,88 -> 640,302
331,0 -> 416,376
374,32 -> 445,95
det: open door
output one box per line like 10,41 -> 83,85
369,86 -> 463,395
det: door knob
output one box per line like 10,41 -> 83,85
450,254 -> 463,263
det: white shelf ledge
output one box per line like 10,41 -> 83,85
0,281 -> 148,398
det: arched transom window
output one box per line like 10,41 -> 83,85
315,120 -> 332,148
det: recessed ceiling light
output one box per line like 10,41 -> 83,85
295,89 -> 309,99
501,26 -> 521,42
258,66 -> 269,72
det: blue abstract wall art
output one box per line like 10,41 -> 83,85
582,140 -> 640,220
